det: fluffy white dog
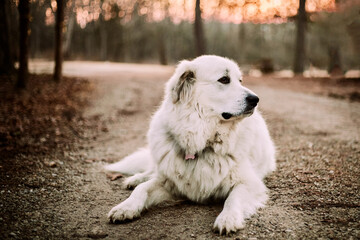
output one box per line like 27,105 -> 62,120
105,55 -> 276,235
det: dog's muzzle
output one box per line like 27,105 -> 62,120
222,94 -> 259,120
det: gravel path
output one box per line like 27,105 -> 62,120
2,62 -> 359,239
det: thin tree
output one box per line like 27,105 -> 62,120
16,0 -> 30,89
328,46 -> 342,75
0,0 -> 15,75
194,0 -> 206,56
238,24 -> 246,64
63,0 -> 76,58
54,0 -> 64,82
98,0 -> 107,61
293,0 -> 307,74
157,24 -> 168,65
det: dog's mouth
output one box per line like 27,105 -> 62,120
221,109 -> 254,120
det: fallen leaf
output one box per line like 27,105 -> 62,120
106,173 -> 123,181
45,161 -> 57,168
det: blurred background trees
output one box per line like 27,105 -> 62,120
1,0 -> 359,78
293,0 -> 307,74
54,0 -> 65,82
17,0 -> 30,89
194,0 -> 206,56
0,0 -> 16,75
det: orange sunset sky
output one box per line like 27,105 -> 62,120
44,0 -> 338,27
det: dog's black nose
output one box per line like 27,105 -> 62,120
246,94 -> 259,107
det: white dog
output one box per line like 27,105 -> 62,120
105,55 -> 276,235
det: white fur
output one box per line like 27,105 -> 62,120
106,55 -> 276,235
104,148 -> 152,175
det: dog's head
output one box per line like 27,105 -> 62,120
167,55 -> 259,121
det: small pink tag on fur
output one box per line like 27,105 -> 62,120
185,154 -> 196,160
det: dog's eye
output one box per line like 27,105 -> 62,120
218,76 -> 230,84
239,79 -> 243,83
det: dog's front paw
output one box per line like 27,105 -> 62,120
108,202 -> 141,223
213,211 -> 244,235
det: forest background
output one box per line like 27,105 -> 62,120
2,0 -> 359,76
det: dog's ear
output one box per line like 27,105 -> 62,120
172,70 -> 195,104
171,61 -> 195,104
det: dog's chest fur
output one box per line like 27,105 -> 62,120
157,124 -> 238,202
159,149 -> 236,202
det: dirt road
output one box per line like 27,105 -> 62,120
2,61 -> 359,239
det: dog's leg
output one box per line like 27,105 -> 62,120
108,178 -> 172,223
122,169 -> 153,189
213,174 -> 268,235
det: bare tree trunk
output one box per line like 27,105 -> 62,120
54,0 -> 64,82
157,24 -> 167,65
293,0 -> 306,74
328,45 -> 342,76
238,24 -> 246,45
194,0 -> 206,56
0,0 -> 15,75
86,32 -> 93,59
64,0 -> 75,59
16,0 -> 30,89
158,35 -> 167,65
98,0 -> 107,61
100,28 -> 107,61
347,21 -> 360,66
114,23 -> 124,62
238,23 -> 246,64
